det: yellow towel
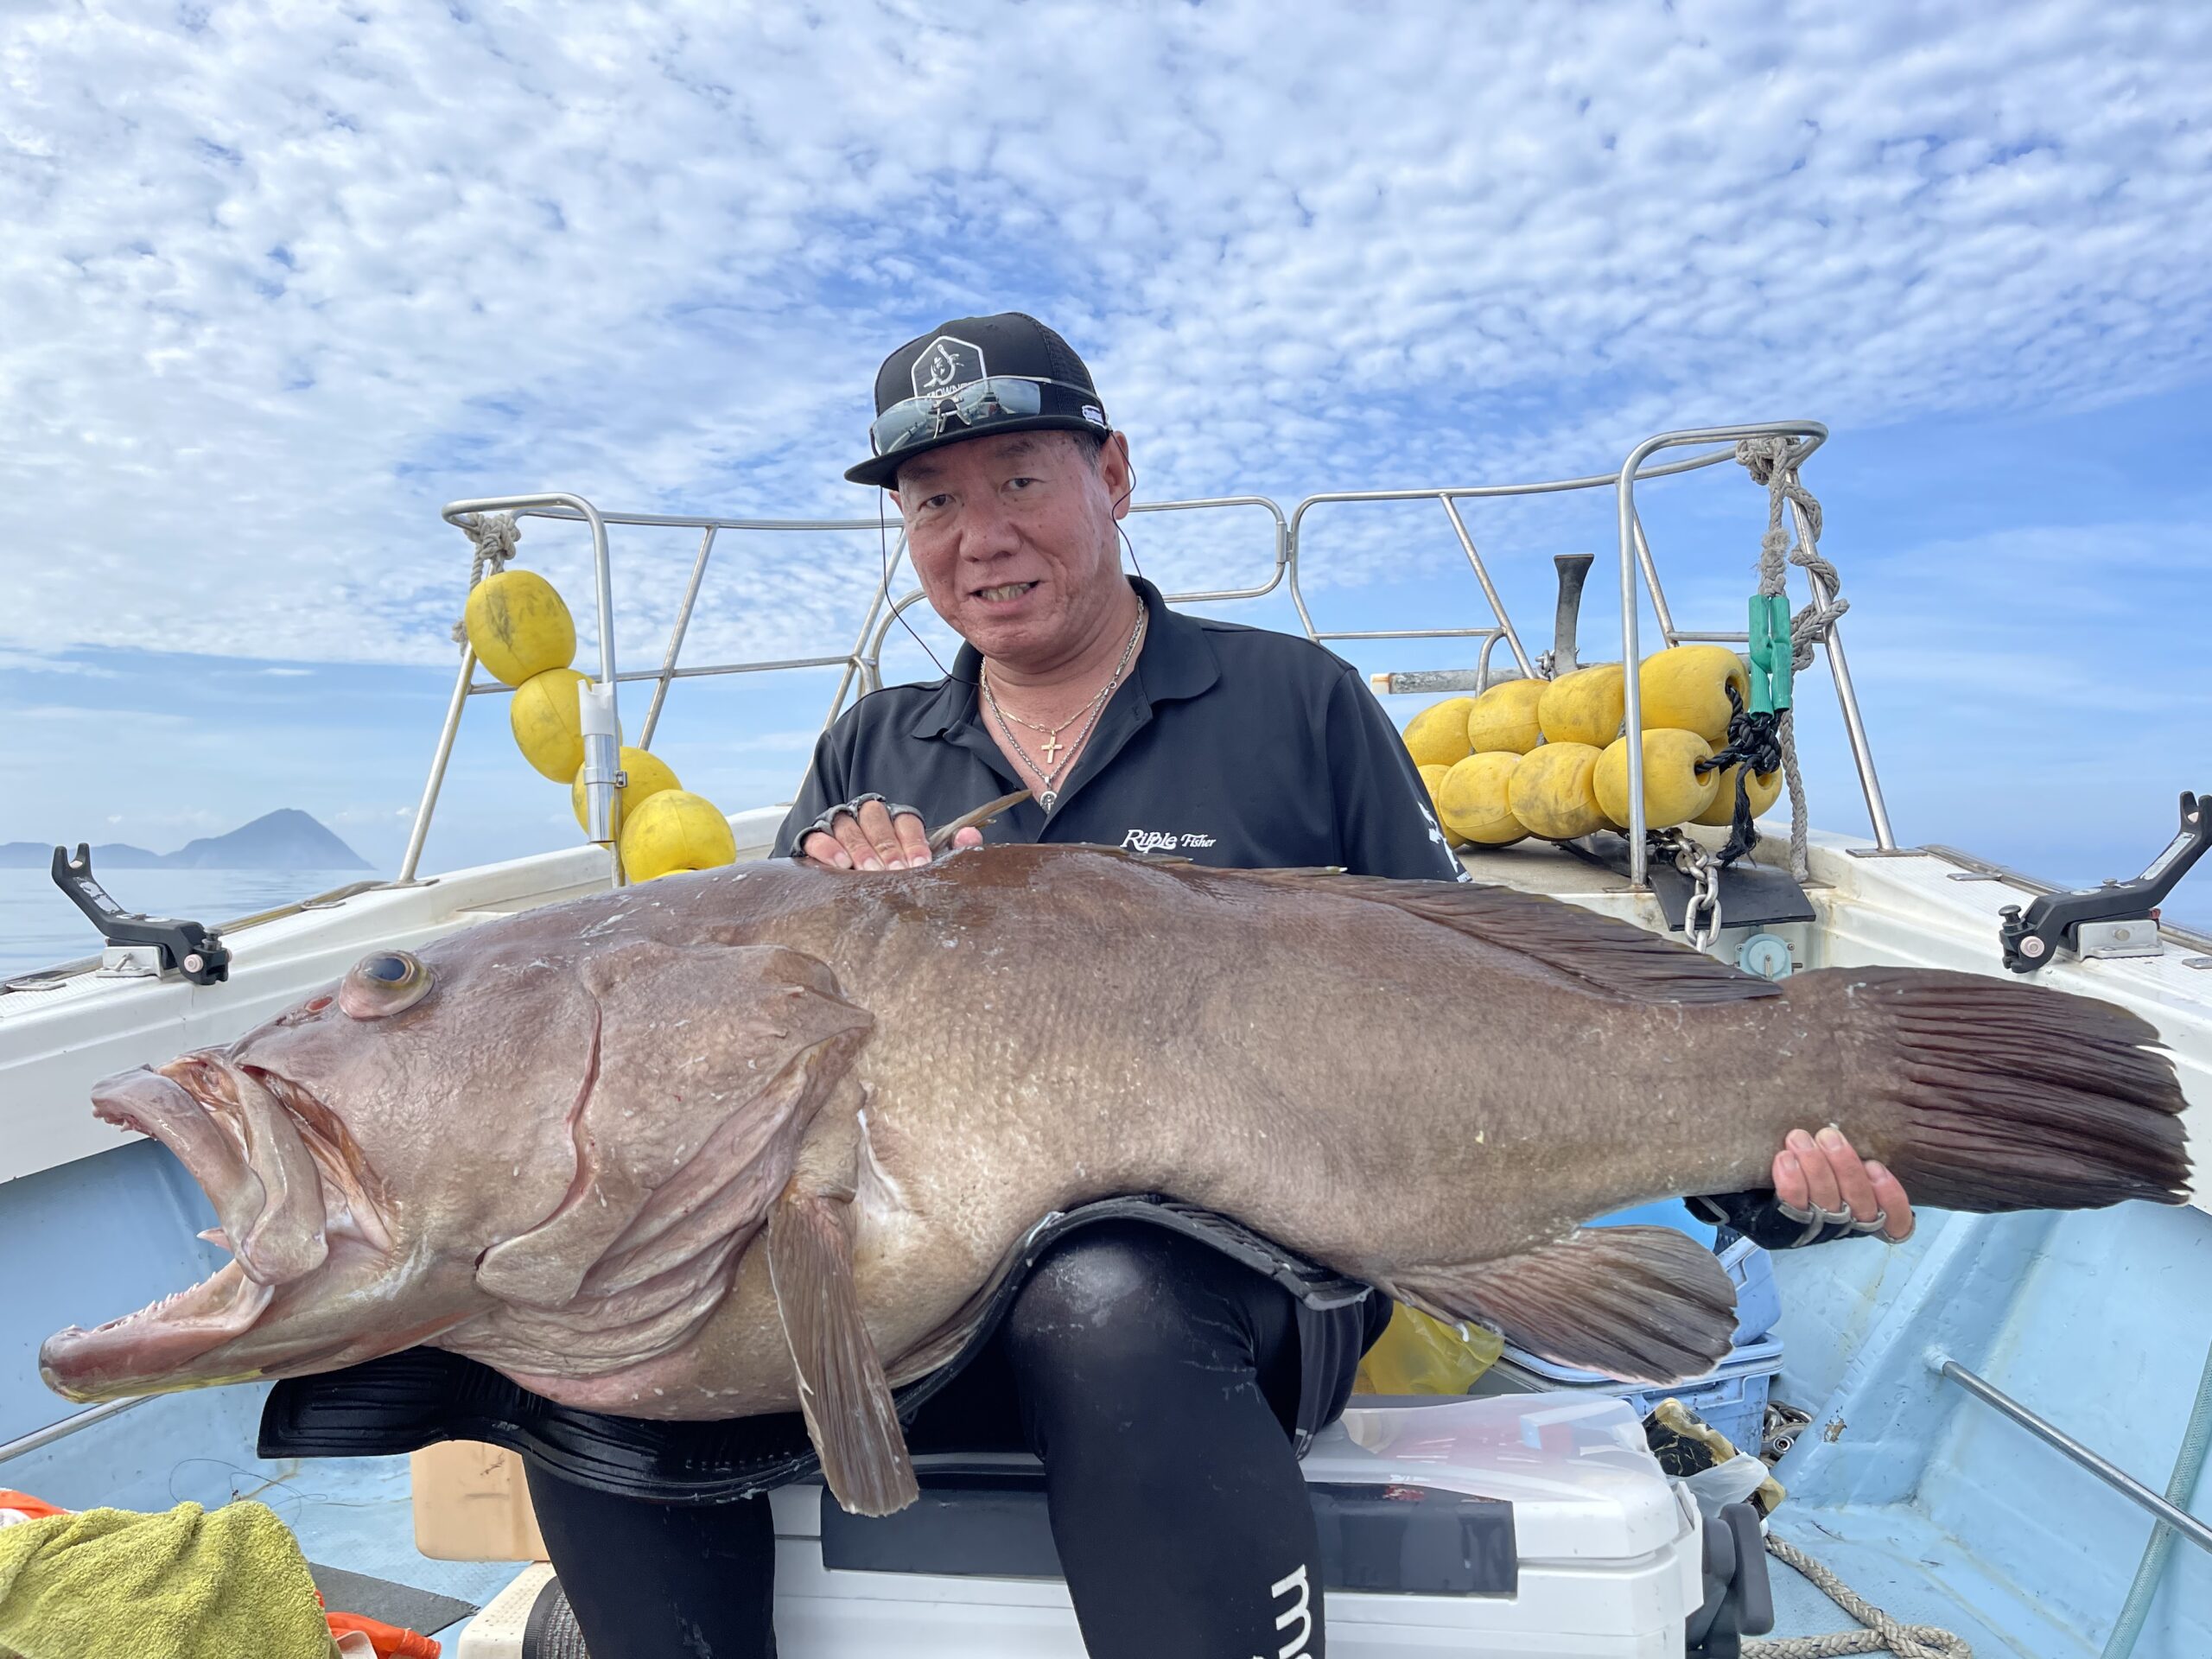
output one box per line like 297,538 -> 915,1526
0,1499 -> 340,1659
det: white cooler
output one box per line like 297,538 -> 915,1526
463,1392 -> 1748,1658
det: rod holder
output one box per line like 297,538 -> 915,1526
1551,554 -> 1593,675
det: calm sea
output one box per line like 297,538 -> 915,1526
0,868 -> 373,979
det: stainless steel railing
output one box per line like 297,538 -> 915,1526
397,493 -> 1289,882
397,423 -> 1900,892
1613,423 -> 1894,883
1931,1353 -> 2212,1557
1280,424 -> 1897,883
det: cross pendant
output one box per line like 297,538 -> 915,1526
1040,734 -> 1063,764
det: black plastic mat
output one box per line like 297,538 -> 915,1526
307,1562 -> 480,1640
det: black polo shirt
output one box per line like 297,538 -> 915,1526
773,577 -> 1467,881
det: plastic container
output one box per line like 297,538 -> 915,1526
1719,1232 -> 1782,1344
462,1395 -> 1707,1657
1480,1332 -> 1785,1457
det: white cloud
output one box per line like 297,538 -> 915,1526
0,701 -> 193,726
0,0 -> 2206,674
0,650 -> 117,677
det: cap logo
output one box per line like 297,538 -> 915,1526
912,335 -> 985,397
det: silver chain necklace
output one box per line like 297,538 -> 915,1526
981,607 -> 1147,813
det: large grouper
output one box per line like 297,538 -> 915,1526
41,836 -> 2193,1515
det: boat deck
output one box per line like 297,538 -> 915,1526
0,1374 -> 2073,1656
3,1385 -> 512,1649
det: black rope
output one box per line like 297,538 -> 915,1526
1689,679 -> 1783,866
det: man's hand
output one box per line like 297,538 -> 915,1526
1773,1126 -> 1915,1242
800,798 -> 984,871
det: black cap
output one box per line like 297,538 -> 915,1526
845,312 -> 1111,488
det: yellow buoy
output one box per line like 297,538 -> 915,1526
1402,697 -> 1477,768
510,668 -> 597,783
464,569 -> 576,689
1694,763 -> 1784,827
1639,645 -> 1750,746
571,745 -> 682,837
1537,664 -> 1624,748
1507,741 -> 1608,840
1594,729 -> 1720,830
1466,678 -> 1548,754
620,790 -> 738,882
1418,765 -> 1464,848
1437,753 -> 1526,846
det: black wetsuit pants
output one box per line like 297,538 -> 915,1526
524,1221 -> 1351,1658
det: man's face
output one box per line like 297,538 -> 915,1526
893,429 -> 1133,673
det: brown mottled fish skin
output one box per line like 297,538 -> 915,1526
41,845 -> 2192,1448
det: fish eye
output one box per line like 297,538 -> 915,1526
340,950 -> 433,1019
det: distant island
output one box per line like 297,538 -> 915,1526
0,809 -> 372,872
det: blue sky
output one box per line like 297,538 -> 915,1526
2,0 -> 2208,926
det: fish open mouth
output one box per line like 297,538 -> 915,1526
39,1055 -> 386,1402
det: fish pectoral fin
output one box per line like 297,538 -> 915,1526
766,1183 -> 918,1518
1382,1224 -> 1738,1386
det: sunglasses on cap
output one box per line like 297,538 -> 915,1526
868,375 -> 1103,461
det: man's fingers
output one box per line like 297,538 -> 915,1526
849,800 -> 908,870
802,830 -> 855,869
892,811 -> 933,868
1776,1127 -> 1915,1241
1866,1160 -> 1916,1241
806,802 -> 938,872
831,813 -> 880,871
1784,1128 -> 1844,1215
803,798 -> 972,873
1816,1126 -> 1881,1224
1773,1148 -> 1809,1210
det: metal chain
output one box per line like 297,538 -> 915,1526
1650,828 -> 1725,950
980,606 -> 1147,811
1672,827 -> 1725,946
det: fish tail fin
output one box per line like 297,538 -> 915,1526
1822,967 -> 2190,1212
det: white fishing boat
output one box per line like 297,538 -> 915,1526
3,422 -> 2205,1656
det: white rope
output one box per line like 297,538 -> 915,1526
1746,1535 -> 1973,1658
448,512 -> 522,645
1735,439 -> 1849,881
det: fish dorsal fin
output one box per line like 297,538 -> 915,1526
1381,1225 -> 1738,1385
1224,870 -> 1778,1003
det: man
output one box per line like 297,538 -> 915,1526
517,313 -> 1915,1658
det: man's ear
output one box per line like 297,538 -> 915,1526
1101,430 -> 1133,520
